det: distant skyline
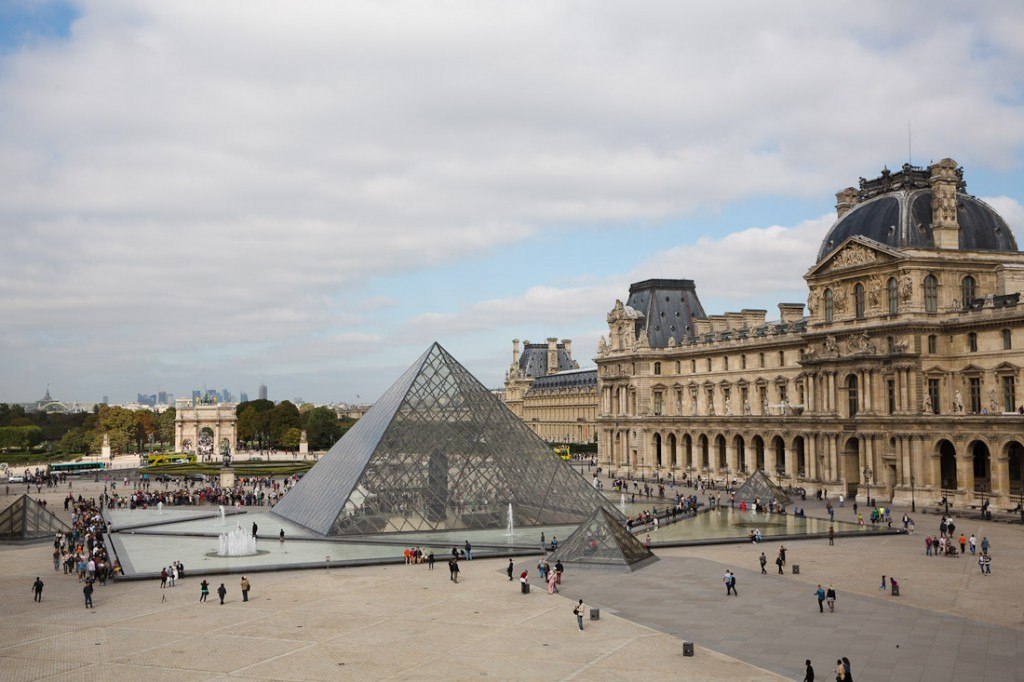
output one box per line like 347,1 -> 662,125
2,1 -> 1024,404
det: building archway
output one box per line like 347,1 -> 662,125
970,440 -> 991,493
842,437 -> 860,496
793,436 -> 806,477
938,440 -> 957,490
1006,441 -> 1023,496
752,435 -> 765,471
734,435 -> 746,473
715,434 -> 727,471
771,435 -> 786,477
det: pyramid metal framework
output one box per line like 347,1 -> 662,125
547,507 -> 657,571
0,495 -> 70,541
272,343 -> 614,536
733,470 -> 792,507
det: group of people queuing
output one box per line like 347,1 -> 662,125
47,495 -> 122,609
91,474 -> 300,511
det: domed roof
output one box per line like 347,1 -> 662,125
817,164 -> 1018,262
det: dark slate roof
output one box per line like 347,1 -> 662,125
626,279 -> 707,348
817,190 -> 1018,262
519,343 -> 575,377
528,368 -> 597,393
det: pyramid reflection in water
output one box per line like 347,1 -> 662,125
272,342 -> 614,536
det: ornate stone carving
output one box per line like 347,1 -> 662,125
832,287 -> 848,313
846,332 -> 876,355
724,397 -> 732,416
743,401 -> 752,415
923,392 -> 932,414
823,335 -> 839,355
891,336 -> 910,354
807,288 -> 820,316
899,275 -> 913,302
596,335 -> 607,356
667,336 -> 677,348
953,390 -> 964,414
989,389 -> 998,414
607,299 -> 642,324
829,243 -> 878,271
867,275 -> 883,309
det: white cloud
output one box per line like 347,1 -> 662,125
2,1 -> 1024,400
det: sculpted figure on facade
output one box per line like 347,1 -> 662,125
806,288 -> 820,316
846,332 -> 876,354
830,243 -> 878,271
867,275 -> 883,309
899,275 -> 913,302
832,287 -> 848,313
636,328 -> 649,349
923,391 -> 932,414
761,394 -> 769,415
823,335 -> 839,355
724,396 -> 732,416
690,391 -> 698,416
667,336 -> 677,347
743,400 -> 752,415
953,390 -> 964,414
891,336 -> 910,353
988,389 -> 998,414
597,335 -> 607,356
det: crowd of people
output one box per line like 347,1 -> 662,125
49,494 -> 122,608
86,474 -> 300,511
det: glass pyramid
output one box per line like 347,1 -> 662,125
272,342 -> 614,536
0,495 -> 70,541
733,469 -> 792,507
547,507 -> 657,571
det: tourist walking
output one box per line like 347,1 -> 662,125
464,540 -> 472,560
555,559 -> 563,584
32,577 -> 44,602
451,559 -> 460,583
427,551 -> 435,570
981,536 -> 990,554
83,581 -> 94,609
724,570 -> 738,596
547,570 -> 558,594
958,534 -> 966,555
200,579 -> 209,602
825,584 -> 836,612
217,583 -> 227,604
776,553 -> 785,575
252,522 -> 258,538
507,558 -> 514,581
834,659 -> 846,681
574,599 -> 586,630
279,529 -> 285,543
803,659 -> 815,681
969,534 -> 976,555
815,585 -> 826,613
828,526 -> 835,546
842,656 -> 853,681
160,567 -> 168,588
759,552 -> 767,575
240,576 -> 250,601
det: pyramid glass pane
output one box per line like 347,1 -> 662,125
273,343 -> 614,536
0,495 -> 69,540
548,507 -> 655,569
734,470 -> 791,507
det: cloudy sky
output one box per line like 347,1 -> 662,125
2,1 -> 1024,405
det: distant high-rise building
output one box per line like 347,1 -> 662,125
293,397 -> 304,406
258,383 -> 267,400
221,388 -> 233,403
102,396 -> 109,405
239,391 -> 249,403
136,393 -> 157,406
158,391 -> 168,404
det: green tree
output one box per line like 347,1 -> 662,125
281,427 -> 303,451
157,408 -> 176,447
94,405 -> 139,454
303,406 -> 343,450
269,401 -> 301,448
236,400 -> 273,445
0,425 -> 43,450
58,427 -> 91,455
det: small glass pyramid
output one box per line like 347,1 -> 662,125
733,469 -> 791,507
547,507 -> 657,571
0,495 -> 70,541
272,342 -> 613,536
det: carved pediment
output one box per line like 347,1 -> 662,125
809,237 -> 902,277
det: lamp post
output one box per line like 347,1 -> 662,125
910,473 -> 916,513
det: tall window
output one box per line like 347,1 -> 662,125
887,277 -> 898,314
962,275 -> 976,307
928,335 -> 937,354
759,352 -> 765,368
886,379 -> 896,414
968,332 -> 978,353
924,275 -> 938,313
706,358 -> 712,371
723,356 -> 729,370
886,336 -> 895,353
1003,329 -> 1012,350
847,375 -> 858,417
652,391 -> 663,416
969,377 -> 982,413
741,354 -> 747,369
928,379 -> 940,414
854,283 -> 866,318
691,359 -> 696,373
653,362 -> 662,375
1002,376 -> 1016,413
778,350 -> 785,366
824,288 -> 834,323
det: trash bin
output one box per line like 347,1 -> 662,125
590,608 -> 600,620
683,641 -> 694,656
891,584 -> 900,597
792,565 -> 800,575
521,582 -> 530,594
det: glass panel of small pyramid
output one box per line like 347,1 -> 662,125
733,469 -> 791,507
547,507 -> 656,570
0,495 -> 70,540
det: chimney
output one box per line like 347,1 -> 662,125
725,312 -> 744,331
561,338 -> 572,359
835,187 -> 859,218
709,315 -> 727,333
742,309 -> 767,328
929,158 -> 960,249
547,337 -> 559,375
778,303 -> 805,325
512,338 -> 520,366
693,319 -> 712,335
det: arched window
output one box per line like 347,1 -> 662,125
1003,328 -> 1012,350
928,334 -> 937,353
653,362 -> 661,375
823,288 -> 834,323
962,275 -> 976,307
924,275 -> 938,313
887,277 -> 898,314
968,332 -> 978,353
854,283 -> 865,318
847,374 -> 858,417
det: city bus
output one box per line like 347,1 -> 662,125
146,453 -> 197,465
50,461 -> 107,475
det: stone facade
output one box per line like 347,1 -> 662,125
503,338 -> 598,444
596,159 -> 1024,509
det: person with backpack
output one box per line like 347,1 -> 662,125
573,599 -> 586,630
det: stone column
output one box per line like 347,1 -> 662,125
765,440 -> 777,478
991,454 -> 1007,498
783,440 -> 794,478
956,449 -> 972,494
807,373 -> 816,413
806,435 -> 817,480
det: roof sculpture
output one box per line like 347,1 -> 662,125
547,506 -> 658,571
0,495 -> 71,541
272,342 -> 613,536
733,470 -> 792,508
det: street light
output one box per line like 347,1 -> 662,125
863,466 -> 873,507
910,473 -> 916,513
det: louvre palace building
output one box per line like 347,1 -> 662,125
594,158 -> 1024,508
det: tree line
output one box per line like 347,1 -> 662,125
235,400 -> 354,451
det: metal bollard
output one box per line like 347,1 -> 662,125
792,565 -> 800,575
590,608 -> 600,620
683,641 -> 694,656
